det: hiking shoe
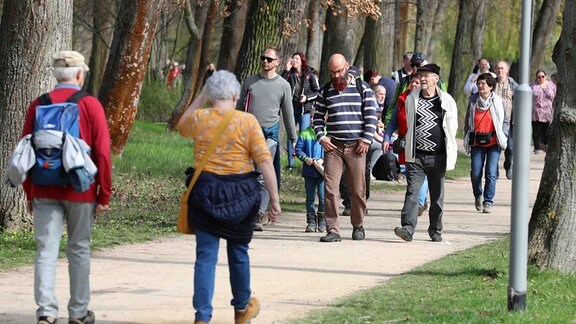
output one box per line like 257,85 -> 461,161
234,297 -> 260,324
320,232 -> 341,242
418,202 -> 428,216
430,235 -> 443,242
394,227 -> 413,242
342,208 -> 351,216
254,222 -> 263,231
38,316 -> 58,324
475,196 -> 482,212
352,226 -> 365,240
258,211 -> 269,226
483,203 -> 492,214
68,310 -> 94,324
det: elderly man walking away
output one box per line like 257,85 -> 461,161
238,46 -> 297,231
393,63 -> 458,243
313,53 -> 378,242
20,51 -> 112,324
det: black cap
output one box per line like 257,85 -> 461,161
410,52 -> 426,65
418,63 -> 441,76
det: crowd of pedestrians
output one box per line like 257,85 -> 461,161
14,43 -> 557,323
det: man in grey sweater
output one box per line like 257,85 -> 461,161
238,46 -> 297,231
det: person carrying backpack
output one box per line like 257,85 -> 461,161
20,50 -> 112,324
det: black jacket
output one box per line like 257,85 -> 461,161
281,67 -> 320,114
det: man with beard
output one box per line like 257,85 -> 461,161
393,63 -> 458,243
313,54 -> 378,242
238,46 -> 297,231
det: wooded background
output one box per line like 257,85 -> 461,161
1,0 -> 575,273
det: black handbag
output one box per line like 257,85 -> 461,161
392,136 -> 406,154
468,131 -> 494,146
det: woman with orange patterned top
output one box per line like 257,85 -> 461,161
464,73 -> 507,214
177,70 -> 280,324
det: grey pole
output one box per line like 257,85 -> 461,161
508,0 -> 532,311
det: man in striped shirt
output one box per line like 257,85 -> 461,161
313,53 -> 378,242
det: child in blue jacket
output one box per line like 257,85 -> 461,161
295,121 -> 325,232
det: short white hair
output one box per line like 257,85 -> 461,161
53,66 -> 83,83
204,70 -> 240,102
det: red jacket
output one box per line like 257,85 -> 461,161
396,90 -> 410,164
21,85 -> 112,205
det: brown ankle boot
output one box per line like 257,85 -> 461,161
234,297 -> 260,324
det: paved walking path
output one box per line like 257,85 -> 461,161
0,153 -> 544,324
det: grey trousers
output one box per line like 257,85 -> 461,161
33,198 -> 95,319
400,153 -> 446,238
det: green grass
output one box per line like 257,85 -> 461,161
290,237 -> 576,324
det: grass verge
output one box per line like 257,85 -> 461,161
291,237 -> 576,323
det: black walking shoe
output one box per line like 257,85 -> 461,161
352,226 -> 365,240
320,232 -> 341,242
394,227 -> 413,242
430,235 -> 443,242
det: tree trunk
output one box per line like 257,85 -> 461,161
528,1 -> 576,274
86,0 -> 116,96
0,0 -> 72,230
425,0 -> 449,59
319,7 -> 365,84
305,0 -> 325,71
217,0 -> 249,71
234,0 -> 284,82
166,1 -> 207,131
191,0 -> 218,98
393,0 -> 410,68
447,0 -> 473,128
280,0 -> 307,61
363,0 -> 394,76
470,0 -> 486,62
531,0 -> 562,73
99,0 -> 162,156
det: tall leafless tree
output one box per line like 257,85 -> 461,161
363,0 -> 394,76
87,0 -> 117,96
447,0 -> 474,127
531,0 -> 562,73
217,0 -> 249,71
99,0 -> 163,156
470,0 -> 486,62
0,0 -> 73,230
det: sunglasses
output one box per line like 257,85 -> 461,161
260,55 -> 278,63
537,75 -> 546,79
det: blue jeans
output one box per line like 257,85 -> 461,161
287,112 -> 310,167
304,176 -> 325,214
258,123 -> 279,213
470,145 -> 501,205
193,229 -> 251,322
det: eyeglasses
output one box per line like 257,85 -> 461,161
260,55 -> 278,63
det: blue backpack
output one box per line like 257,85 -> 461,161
30,91 -> 87,188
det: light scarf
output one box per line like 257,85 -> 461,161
474,92 -> 494,112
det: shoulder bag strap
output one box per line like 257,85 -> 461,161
183,109 -> 235,200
